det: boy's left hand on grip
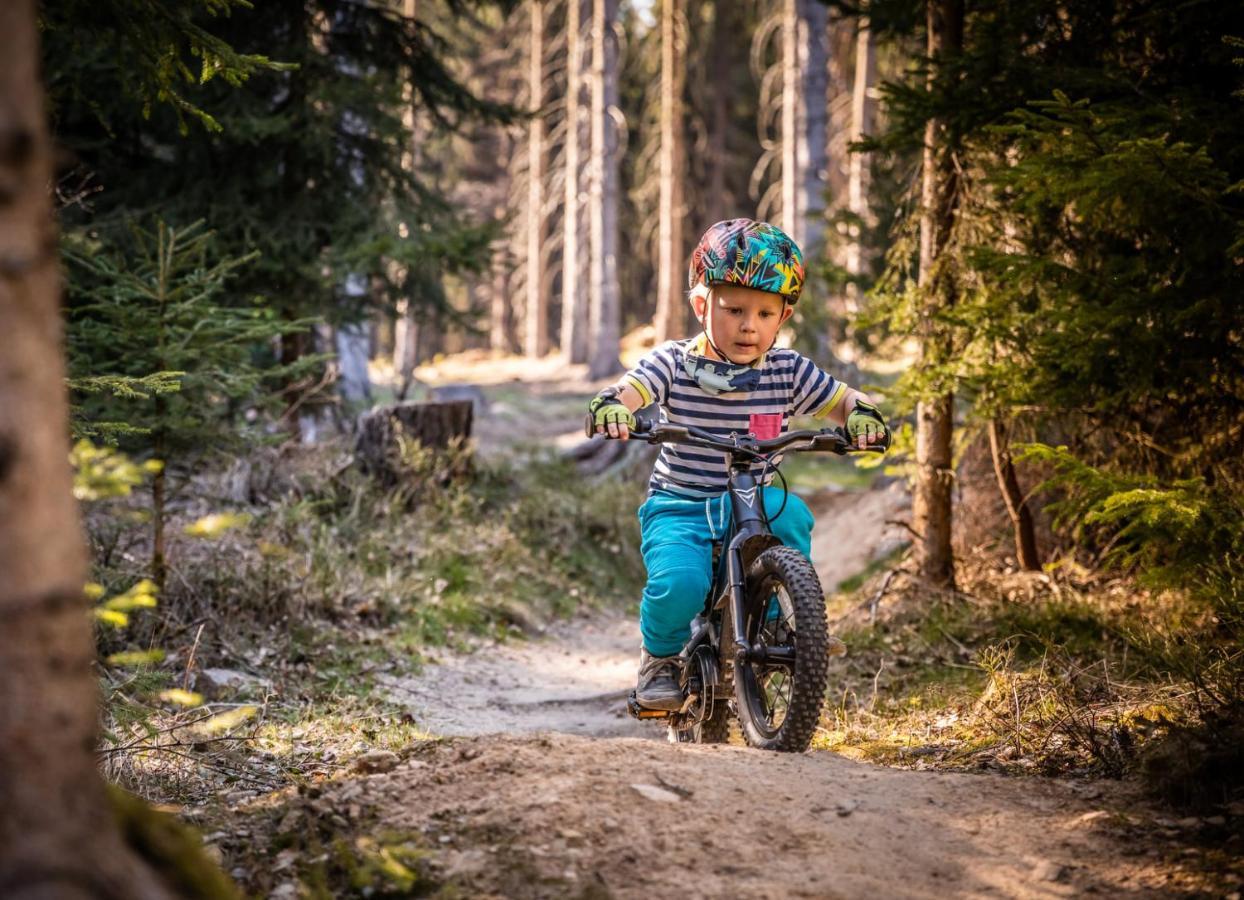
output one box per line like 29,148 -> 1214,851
846,399 -> 890,450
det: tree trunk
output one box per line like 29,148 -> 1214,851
707,0 -> 731,226
525,0 -> 549,358
587,0 -> 621,379
845,11 -> 875,290
152,415 -> 167,594
797,0 -> 828,259
912,0 -> 963,588
0,4 -> 178,895
394,297 -> 419,400
153,273 -> 169,592
655,0 -> 686,344
988,419 -> 1041,571
780,0 -> 800,243
395,0 -> 421,399
561,0 -> 589,364
335,316 -> 373,407
489,247 -> 511,352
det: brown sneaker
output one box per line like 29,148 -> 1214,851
636,648 -> 683,711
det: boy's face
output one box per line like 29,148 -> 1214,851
691,284 -> 793,364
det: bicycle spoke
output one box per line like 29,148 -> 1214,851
748,577 -> 800,737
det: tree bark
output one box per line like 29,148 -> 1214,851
988,419 -> 1041,571
780,0 -> 800,243
912,0 -> 963,588
525,0 -> 549,358
0,4 -> 177,896
561,0 -> 589,364
845,11 -> 875,289
334,316 -> 373,406
587,0 -> 621,379
797,0 -> 828,259
394,297 -> 419,399
489,245 -> 511,352
655,0 -> 686,344
395,0 -> 421,399
706,0 -> 731,227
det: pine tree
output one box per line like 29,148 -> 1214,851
66,218 -> 310,588
49,1 -> 519,399
911,0 -> 961,588
561,0 -> 590,363
587,0 -> 621,378
525,0 -> 550,358
654,0 -> 687,344
866,0 -> 1244,583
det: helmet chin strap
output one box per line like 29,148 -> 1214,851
698,301 -> 741,366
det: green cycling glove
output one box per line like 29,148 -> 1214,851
846,398 -> 890,449
585,387 -> 636,438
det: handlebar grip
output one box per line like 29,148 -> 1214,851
584,414 -> 659,442
810,432 -> 849,453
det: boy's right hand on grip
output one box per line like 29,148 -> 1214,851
586,388 -> 635,440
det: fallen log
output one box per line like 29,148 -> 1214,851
564,435 -> 658,480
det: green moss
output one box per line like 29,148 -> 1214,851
109,784 -> 241,900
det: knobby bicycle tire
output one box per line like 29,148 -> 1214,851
735,546 -> 830,752
668,700 -> 734,744
696,700 -> 735,743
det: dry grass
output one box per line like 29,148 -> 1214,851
816,551 -> 1214,784
90,439 -> 646,809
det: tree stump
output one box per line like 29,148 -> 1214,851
355,400 -> 473,485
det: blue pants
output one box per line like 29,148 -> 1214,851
637,487 -> 815,656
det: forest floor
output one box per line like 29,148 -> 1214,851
163,351 -> 1237,898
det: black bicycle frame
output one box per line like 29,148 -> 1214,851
631,422 -> 868,671
671,458 -> 785,675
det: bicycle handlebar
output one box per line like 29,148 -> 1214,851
588,419 -> 886,457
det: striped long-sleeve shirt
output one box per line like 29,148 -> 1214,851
623,336 -> 847,498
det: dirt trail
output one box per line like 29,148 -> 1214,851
364,488 -> 1164,897
314,733 -> 1158,899
344,364 -> 1166,898
381,485 -> 907,741
380,612 -> 654,740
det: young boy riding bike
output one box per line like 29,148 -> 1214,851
586,218 -> 890,711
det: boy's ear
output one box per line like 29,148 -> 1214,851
689,290 -> 708,319
780,304 -> 794,325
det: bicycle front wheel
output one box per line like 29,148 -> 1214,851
734,546 -> 830,752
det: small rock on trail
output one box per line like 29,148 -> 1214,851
630,783 -> 683,804
351,749 -> 400,774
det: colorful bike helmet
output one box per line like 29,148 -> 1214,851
688,218 -> 806,303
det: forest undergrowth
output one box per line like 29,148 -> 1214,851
90,440 -> 647,811
820,549 -> 1244,822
